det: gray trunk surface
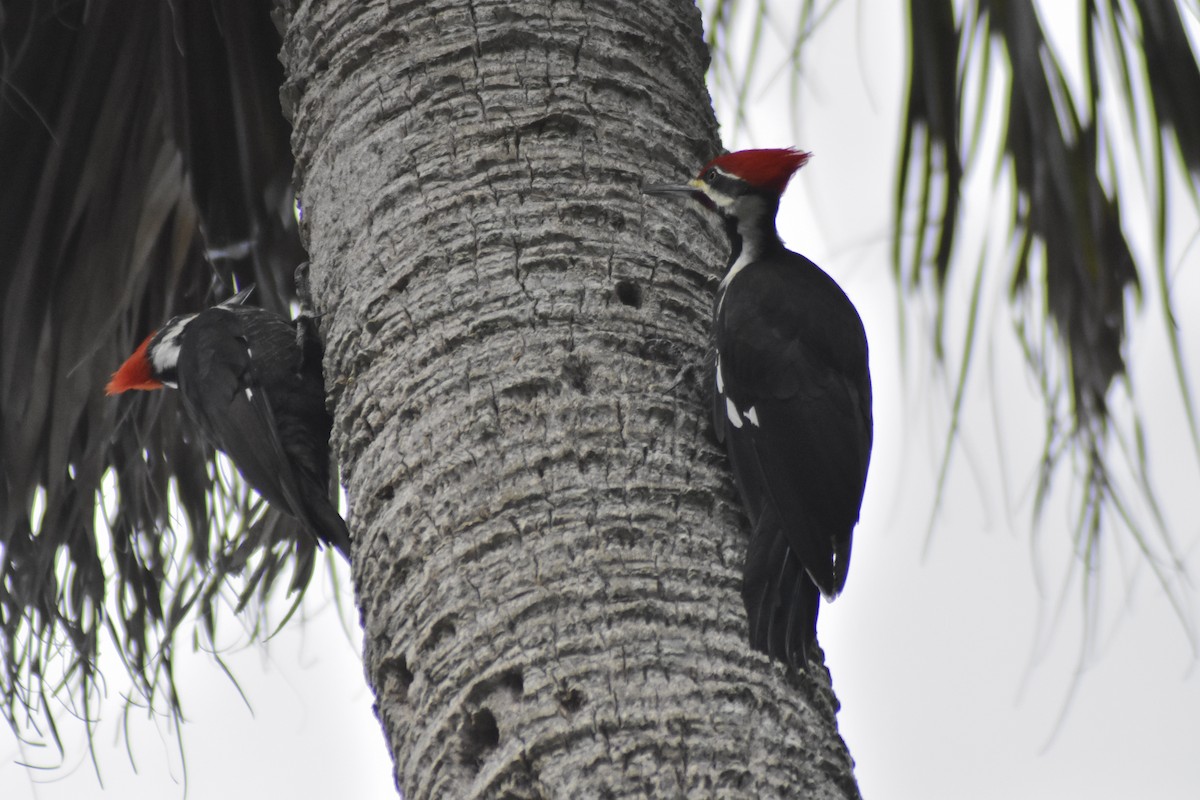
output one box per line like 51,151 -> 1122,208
279,0 -> 860,797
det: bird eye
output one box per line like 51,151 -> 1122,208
704,168 -> 718,183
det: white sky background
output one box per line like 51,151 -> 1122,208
4,2 -> 1200,798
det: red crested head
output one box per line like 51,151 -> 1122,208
700,148 -> 811,195
106,333 -> 163,395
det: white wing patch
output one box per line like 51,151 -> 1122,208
725,397 -> 743,429
243,346 -> 255,402
715,355 -> 725,394
724,394 -> 760,429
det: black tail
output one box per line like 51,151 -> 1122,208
742,513 -> 819,669
302,494 -> 352,559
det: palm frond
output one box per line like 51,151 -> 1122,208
702,0 -> 825,142
0,0 -> 317,756
898,0 -> 1199,647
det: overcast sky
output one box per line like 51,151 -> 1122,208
3,3 -> 1198,798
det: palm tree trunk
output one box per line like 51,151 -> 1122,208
278,0 -> 859,796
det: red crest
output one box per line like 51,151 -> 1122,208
106,333 -> 162,394
700,148 -> 811,194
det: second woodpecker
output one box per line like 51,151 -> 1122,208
644,148 -> 872,668
106,288 -> 351,557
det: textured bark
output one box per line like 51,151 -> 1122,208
279,0 -> 859,797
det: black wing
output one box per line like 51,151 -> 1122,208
176,307 -> 350,555
715,252 -> 872,666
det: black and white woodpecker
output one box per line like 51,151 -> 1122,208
643,148 -> 872,668
107,288 -> 351,557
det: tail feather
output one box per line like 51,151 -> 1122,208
743,512 -> 819,669
302,493 -> 352,558
782,570 -> 819,668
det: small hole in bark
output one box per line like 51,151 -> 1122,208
556,685 -> 585,714
389,557 -> 414,584
462,707 -> 500,766
602,525 -> 639,548
380,655 -> 414,702
501,668 -> 524,696
615,280 -> 642,308
562,355 -> 591,395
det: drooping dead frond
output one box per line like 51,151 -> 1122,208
0,0 -> 319,758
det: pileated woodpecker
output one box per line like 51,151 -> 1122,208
106,288 -> 351,557
644,148 -> 872,668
